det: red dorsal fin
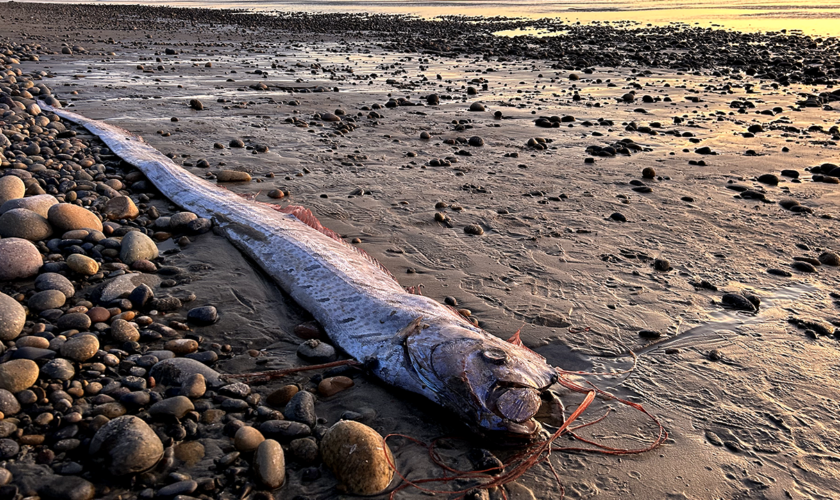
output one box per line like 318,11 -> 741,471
275,205 -> 343,242
266,203 -> 399,284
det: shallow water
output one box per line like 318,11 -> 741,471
22,0 -> 840,34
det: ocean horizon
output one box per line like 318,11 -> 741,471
13,0 -> 840,35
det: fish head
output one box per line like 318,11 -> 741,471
406,323 -> 557,438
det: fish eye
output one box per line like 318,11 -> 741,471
482,348 -> 509,365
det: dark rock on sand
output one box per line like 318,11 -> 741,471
35,273 -> 75,298
149,396 -> 195,419
259,420 -> 311,440
284,391 -> 316,427
28,290 -> 66,312
38,476 -> 95,500
792,261 -> 817,273
757,174 -> 779,185
40,358 -> 75,381
767,268 -> 793,277
297,339 -> 336,363
819,252 -> 840,266
721,293 -> 756,312
187,306 -> 217,325
89,415 -> 164,475
150,357 -> 225,387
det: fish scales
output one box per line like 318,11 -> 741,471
43,104 -> 558,437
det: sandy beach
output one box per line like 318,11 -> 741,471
1,2 -> 840,499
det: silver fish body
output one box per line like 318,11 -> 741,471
42,104 -> 558,437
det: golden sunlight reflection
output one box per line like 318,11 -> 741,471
26,0 -> 840,35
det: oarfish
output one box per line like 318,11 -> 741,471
41,104 -> 559,438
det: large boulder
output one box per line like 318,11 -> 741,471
47,203 -> 103,232
0,208 -> 53,241
0,238 -> 42,281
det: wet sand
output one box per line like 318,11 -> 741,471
2,2 -> 840,499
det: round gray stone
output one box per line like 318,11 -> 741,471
89,415 -> 164,475
60,334 -> 99,361
284,391 -> 316,428
0,208 -> 53,241
0,194 -> 58,218
149,357 -> 225,388
0,292 -> 25,341
168,212 -> 197,231
0,238 -> 42,281
119,231 -> 159,265
57,313 -> 92,332
0,389 -> 21,416
39,475 -> 95,500
110,319 -> 139,343
35,273 -> 75,298
40,358 -> 75,381
148,395 -> 194,419
0,439 -> 19,459
28,289 -> 66,312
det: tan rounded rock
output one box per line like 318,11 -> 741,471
0,359 -> 39,393
110,319 -> 139,343
48,203 -> 103,232
0,176 -> 25,205
66,254 -> 100,275
234,426 -> 265,453
165,339 -> 198,355
215,170 -> 251,182
180,373 -> 206,398
266,385 -> 299,407
103,196 -> 139,220
318,376 -> 354,397
254,439 -> 285,489
60,334 -> 100,362
15,336 -> 50,349
320,420 -> 394,495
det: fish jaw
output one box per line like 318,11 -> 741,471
405,321 -> 557,438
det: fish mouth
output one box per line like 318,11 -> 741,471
482,381 -> 555,438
